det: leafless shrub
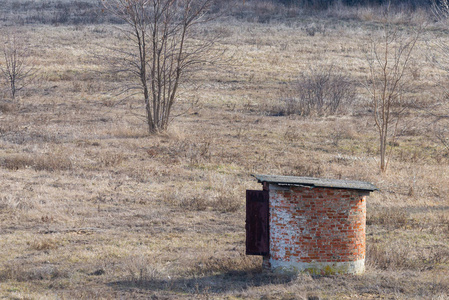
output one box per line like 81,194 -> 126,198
124,255 -> 161,285
0,33 -> 36,99
292,65 -> 355,117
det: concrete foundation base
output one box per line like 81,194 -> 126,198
268,258 -> 365,275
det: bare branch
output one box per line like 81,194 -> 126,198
101,0 -> 219,134
363,4 -> 422,173
0,33 -> 37,100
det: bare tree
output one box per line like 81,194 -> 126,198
101,0 -> 217,134
0,33 -> 35,100
364,4 -> 421,173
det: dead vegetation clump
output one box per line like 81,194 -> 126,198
165,189 -> 210,211
33,154 -> 73,172
263,64 -> 356,118
94,151 -> 125,168
0,101 -> 16,114
0,262 -> 67,282
292,65 -> 356,117
28,236 -> 59,251
0,195 -> 35,211
212,192 -> 242,213
1,154 -> 32,170
366,206 -> 410,229
124,255 -> 162,285
366,240 -> 449,271
1,153 -> 72,171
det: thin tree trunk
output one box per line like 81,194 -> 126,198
380,131 -> 387,173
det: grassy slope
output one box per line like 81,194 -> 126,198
0,11 -> 448,300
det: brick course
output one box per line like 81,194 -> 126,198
266,185 -> 366,274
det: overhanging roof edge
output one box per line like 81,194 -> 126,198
252,174 -> 378,192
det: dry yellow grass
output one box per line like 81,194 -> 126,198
0,4 -> 448,299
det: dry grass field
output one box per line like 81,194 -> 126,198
1,1 -> 449,299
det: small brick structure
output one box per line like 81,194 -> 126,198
246,175 -> 377,275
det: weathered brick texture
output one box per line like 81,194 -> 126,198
267,185 -> 366,273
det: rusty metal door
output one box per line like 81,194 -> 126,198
246,190 -> 269,255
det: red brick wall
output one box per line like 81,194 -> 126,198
269,186 -> 366,264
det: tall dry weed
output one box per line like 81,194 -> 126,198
163,189 -> 209,211
0,195 -> 36,211
1,155 -> 32,170
366,207 -> 409,229
32,154 -> 73,171
96,151 -> 124,168
124,255 -> 162,285
0,262 -> 67,282
1,152 -> 72,172
367,240 -> 449,271
28,237 -> 59,251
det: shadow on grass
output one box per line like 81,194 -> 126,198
109,269 -> 296,295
